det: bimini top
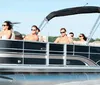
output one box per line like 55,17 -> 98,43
46,6 -> 100,21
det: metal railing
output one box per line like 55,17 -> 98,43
0,40 -> 99,66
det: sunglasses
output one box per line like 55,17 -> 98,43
2,25 -> 8,26
71,35 -> 74,37
79,36 -> 83,37
60,31 -> 65,34
31,29 -> 36,31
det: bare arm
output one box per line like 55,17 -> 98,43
23,35 -> 29,40
34,35 -> 39,41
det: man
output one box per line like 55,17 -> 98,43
54,28 -> 70,44
24,25 -> 39,41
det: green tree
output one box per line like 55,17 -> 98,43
73,38 -> 79,41
95,38 -> 100,41
48,36 -> 57,42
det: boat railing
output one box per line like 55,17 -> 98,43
0,40 -> 100,66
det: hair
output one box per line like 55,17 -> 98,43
4,21 -> 13,30
80,33 -> 87,41
60,28 -> 66,32
32,25 -> 40,32
69,32 -> 74,37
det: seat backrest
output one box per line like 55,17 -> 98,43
10,32 -> 15,40
39,35 -> 47,42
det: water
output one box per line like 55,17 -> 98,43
1,73 -> 100,85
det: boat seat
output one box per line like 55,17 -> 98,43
11,32 -> 15,40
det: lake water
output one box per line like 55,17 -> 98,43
1,73 -> 100,85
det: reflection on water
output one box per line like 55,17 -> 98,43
5,73 -> 100,81
0,73 -> 100,85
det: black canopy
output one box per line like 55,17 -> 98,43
46,6 -> 100,21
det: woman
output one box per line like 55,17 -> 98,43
0,21 -> 14,39
24,25 -> 39,41
79,33 -> 87,41
74,33 -> 87,45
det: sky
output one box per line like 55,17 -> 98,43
0,0 -> 100,39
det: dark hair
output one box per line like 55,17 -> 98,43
60,28 -> 66,32
32,25 -> 40,32
80,33 -> 87,41
69,32 -> 74,37
4,21 -> 13,30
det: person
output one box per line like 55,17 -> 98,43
54,28 -> 70,44
74,33 -> 87,45
0,21 -> 15,39
24,25 -> 39,41
68,32 -> 74,44
68,32 -> 74,38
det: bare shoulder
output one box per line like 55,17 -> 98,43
54,37 -> 60,43
56,37 -> 60,40
25,34 -> 31,37
24,34 -> 30,39
7,30 -> 12,34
